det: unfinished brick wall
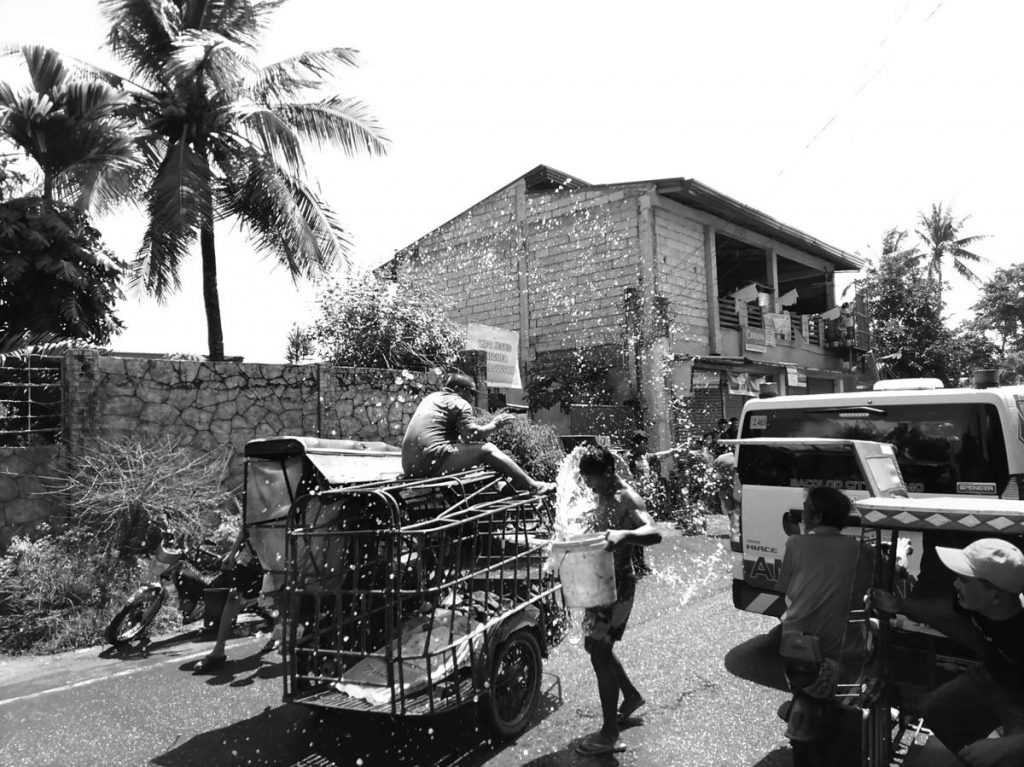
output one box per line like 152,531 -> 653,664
397,185 -> 523,333
654,205 -> 710,352
396,182 -> 648,358
525,188 -> 643,354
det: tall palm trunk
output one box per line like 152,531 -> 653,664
200,184 -> 224,360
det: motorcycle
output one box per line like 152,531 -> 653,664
104,534 -> 265,647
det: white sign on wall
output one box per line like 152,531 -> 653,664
465,323 -> 522,389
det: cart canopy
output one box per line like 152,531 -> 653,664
243,436 -> 403,582
855,496 -> 1024,534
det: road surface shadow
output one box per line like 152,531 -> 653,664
98,615 -> 270,662
723,624 -> 788,692
750,746 -> 793,766
179,649 -> 287,687
152,685 -> 565,767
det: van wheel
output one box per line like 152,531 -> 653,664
482,629 -> 542,739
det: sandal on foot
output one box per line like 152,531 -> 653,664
617,697 -> 646,724
194,654 -> 226,673
575,736 -> 626,755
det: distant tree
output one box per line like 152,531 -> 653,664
97,0 -> 388,361
0,197 -> 125,350
857,243 -> 954,383
284,323 -> 314,364
306,271 -> 465,370
915,202 -> 985,306
0,139 -> 34,200
946,319 -> 1001,383
881,226 -> 916,259
971,263 -> 1024,354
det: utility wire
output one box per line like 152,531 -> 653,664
778,0 -> 944,176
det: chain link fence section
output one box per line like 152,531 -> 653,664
0,355 -> 62,446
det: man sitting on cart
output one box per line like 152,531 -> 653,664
873,538 -> 1024,767
401,372 -> 555,494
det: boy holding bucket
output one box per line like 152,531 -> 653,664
574,444 -> 663,756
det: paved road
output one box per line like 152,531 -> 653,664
0,525 -> 796,767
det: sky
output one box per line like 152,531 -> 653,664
2,0 -> 1022,362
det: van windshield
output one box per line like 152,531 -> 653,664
740,403 -> 1009,495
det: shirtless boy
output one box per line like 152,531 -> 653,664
574,444 -> 662,756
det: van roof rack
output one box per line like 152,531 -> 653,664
871,378 -> 944,391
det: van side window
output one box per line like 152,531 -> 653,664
741,404 -> 1009,495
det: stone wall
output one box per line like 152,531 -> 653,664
0,445 -> 61,548
0,350 -> 483,549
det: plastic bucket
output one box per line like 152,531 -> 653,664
551,534 -> 616,608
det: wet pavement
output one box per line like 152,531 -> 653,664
0,522 -> 796,767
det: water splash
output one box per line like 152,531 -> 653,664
552,447 -> 595,540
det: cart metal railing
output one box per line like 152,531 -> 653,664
282,469 -> 560,730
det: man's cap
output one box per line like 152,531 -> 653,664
631,429 -> 648,442
444,372 -> 477,394
936,538 -> 1024,594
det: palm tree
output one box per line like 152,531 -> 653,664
100,0 -> 388,360
915,203 -> 985,307
0,47 -> 137,351
0,45 -> 142,210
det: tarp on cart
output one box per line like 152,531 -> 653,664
243,437 -> 402,583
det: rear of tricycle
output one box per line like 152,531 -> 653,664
281,470 -> 561,737
854,495 -> 1024,765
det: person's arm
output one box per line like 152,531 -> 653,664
776,540 -> 793,595
457,398 -> 515,441
869,587 -> 985,654
605,492 -> 662,548
957,733 -> 1024,767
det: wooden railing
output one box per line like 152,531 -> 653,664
717,299 -> 821,346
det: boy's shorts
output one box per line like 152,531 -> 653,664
582,597 -> 634,645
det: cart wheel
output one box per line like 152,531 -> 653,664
482,629 -> 542,739
105,587 -> 166,646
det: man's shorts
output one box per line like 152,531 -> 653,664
582,597 -> 634,645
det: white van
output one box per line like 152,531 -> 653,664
731,376 -> 1024,617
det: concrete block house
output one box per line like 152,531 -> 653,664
381,165 -> 868,453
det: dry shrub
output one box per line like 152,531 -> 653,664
0,437 -> 239,654
52,435 -> 236,555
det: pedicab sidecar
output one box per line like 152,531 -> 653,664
242,436 -> 403,595
853,494 -> 1024,765
280,468 -> 562,738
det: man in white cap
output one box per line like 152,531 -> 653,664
874,538 -> 1024,766
401,372 -> 555,494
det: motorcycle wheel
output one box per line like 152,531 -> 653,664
105,586 -> 166,646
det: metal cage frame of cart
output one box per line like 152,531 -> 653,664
281,469 -> 562,738
853,495 -> 1024,766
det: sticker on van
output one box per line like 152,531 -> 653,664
956,481 -> 997,495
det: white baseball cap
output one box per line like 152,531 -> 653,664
936,538 -> 1024,594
